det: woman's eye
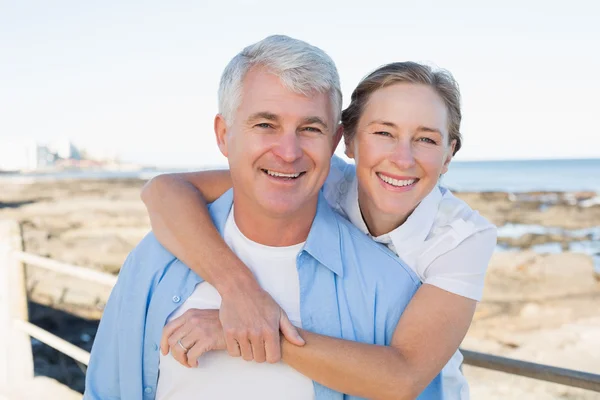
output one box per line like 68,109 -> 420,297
418,137 -> 437,144
373,131 -> 392,137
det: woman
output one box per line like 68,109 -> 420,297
141,62 -> 497,399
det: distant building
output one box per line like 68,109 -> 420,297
0,137 -> 122,172
48,138 -> 80,161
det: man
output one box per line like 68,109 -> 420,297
84,35 -> 441,399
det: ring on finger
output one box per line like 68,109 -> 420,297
178,339 -> 190,353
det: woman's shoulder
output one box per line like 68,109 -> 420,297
323,155 -> 356,213
431,187 -> 496,240
418,188 -> 498,300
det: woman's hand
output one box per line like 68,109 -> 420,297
161,308 -> 227,368
219,286 -> 304,363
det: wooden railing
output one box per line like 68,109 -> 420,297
0,220 -> 114,397
1,218 -> 599,397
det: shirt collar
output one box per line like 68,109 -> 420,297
389,185 -> 443,246
341,176 -> 443,251
209,189 -> 344,277
208,188 -> 234,236
342,175 -> 369,234
302,192 -> 344,277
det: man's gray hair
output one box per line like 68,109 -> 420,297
218,35 -> 342,127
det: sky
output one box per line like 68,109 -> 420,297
2,0 -> 599,168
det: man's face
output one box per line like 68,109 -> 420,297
215,66 -> 340,219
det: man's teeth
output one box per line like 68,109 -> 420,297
377,173 -> 416,187
266,170 -> 301,178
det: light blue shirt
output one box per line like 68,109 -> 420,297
84,189 -> 442,399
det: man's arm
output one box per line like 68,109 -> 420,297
140,171 -> 304,363
281,285 -> 476,400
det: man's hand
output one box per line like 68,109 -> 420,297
219,286 -> 305,363
161,309 -> 227,368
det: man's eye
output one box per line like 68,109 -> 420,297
304,127 -> 322,133
255,123 -> 273,129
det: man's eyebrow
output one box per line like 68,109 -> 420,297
301,116 -> 329,130
247,112 -> 280,122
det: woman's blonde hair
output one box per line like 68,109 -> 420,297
341,62 -> 462,155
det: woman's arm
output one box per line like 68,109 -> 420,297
282,285 -> 476,400
161,284 -> 475,399
281,229 -> 497,399
140,171 -> 304,363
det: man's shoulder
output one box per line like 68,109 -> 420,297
123,232 -> 178,275
331,212 -> 421,286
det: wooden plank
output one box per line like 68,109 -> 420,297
462,349 -> 600,392
14,252 -> 117,287
13,320 -> 90,366
0,220 -> 34,397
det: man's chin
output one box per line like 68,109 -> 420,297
256,196 -> 315,217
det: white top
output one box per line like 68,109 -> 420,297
156,208 -> 314,400
324,155 -> 498,399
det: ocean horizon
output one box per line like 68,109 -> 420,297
2,157 -> 600,194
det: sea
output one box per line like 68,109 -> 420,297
2,158 -> 600,193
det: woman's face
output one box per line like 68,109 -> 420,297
347,83 -> 455,226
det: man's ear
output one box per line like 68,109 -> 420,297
441,139 -> 456,175
214,114 -> 229,157
331,124 -> 344,155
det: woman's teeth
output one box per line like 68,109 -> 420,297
377,173 -> 416,187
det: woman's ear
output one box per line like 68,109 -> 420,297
345,141 -> 355,159
332,124 -> 344,155
344,129 -> 356,159
441,139 -> 456,175
214,114 -> 229,157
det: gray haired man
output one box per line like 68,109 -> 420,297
84,35 -> 441,399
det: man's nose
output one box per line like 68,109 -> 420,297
273,130 -> 303,163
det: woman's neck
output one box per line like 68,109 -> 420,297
357,189 -> 412,237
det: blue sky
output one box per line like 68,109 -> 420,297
2,0 -> 599,167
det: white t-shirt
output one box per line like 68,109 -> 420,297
156,208 -> 314,400
323,155 -> 498,400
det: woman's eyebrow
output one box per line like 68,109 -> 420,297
417,126 -> 443,135
366,120 -> 397,128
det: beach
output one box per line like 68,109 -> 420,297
1,177 -> 599,398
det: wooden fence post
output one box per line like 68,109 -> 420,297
0,219 -> 34,397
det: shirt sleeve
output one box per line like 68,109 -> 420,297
323,154 -> 355,211
422,228 -> 497,301
83,254 -> 133,400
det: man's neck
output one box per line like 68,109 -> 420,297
231,196 -> 317,247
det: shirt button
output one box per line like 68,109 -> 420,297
172,295 -> 181,303
144,386 -> 153,394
